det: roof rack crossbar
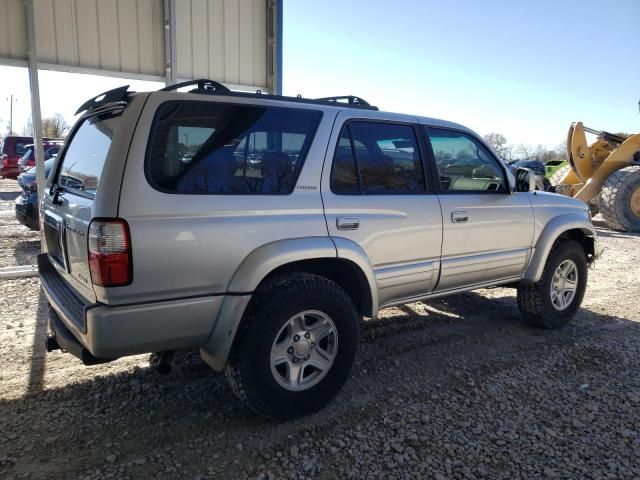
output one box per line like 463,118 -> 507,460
75,85 -> 130,115
315,95 -> 372,107
160,79 -> 231,94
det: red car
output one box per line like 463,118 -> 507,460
1,136 -> 60,179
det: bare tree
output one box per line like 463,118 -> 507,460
22,113 -> 70,138
533,144 -> 548,161
22,117 -> 33,136
483,133 -> 509,159
516,144 -> 532,160
42,113 -> 69,138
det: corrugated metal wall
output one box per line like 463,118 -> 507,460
0,0 -> 270,89
175,0 -> 267,88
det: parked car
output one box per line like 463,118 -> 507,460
18,142 -> 64,173
1,136 -> 32,179
507,159 -> 553,191
544,159 -> 568,178
1,135 -> 60,178
15,158 -> 55,230
39,81 -> 596,419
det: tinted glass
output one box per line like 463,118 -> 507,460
427,128 -> 506,192
15,142 -> 28,156
331,122 -> 425,194
331,128 -> 359,194
57,111 -> 121,196
147,102 -> 321,194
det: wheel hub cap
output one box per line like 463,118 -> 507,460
550,259 -> 578,311
294,340 -> 311,358
270,310 -> 338,391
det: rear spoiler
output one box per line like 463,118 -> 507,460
75,85 -> 131,116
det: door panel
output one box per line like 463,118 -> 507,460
321,113 -> 443,307
424,126 -> 535,291
436,191 -> 534,290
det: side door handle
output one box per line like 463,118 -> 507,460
336,217 -> 359,230
451,211 -> 469,223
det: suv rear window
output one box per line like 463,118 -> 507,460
56,110 -> 121,197
146,101 -> 322,194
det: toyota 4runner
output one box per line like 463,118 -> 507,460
39,80 -> 596,418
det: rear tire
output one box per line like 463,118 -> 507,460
599,166 -> 640,232
225,273 -> 359,418
517,239 -> 587,329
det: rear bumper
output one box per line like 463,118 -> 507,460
0,165 -> 19,178
38,254 -> 223,360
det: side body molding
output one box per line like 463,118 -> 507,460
522,214 -> 596,283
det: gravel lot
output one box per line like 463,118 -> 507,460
0,177 -> 639,479
0,180 -> 39,269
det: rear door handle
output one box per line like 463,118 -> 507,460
451,211 -> 469,223
336,217 -> 359,230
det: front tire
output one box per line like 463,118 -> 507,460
517,239 -> 588,328
225,273 -> 359,418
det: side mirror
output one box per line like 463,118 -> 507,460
515,167 -> 536,192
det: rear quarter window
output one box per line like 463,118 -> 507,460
146,101 -> 322,195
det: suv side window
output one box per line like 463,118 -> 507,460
147,101 -> 322,195
426,127 -> 506,192
330,121 -> 426,194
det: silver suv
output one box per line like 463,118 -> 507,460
40,80 -> 596,418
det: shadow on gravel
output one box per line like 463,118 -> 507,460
17,290 -> 637,408
0,190 -> 19,201
592,219 -> 640,239
25,288 -> 50,396
13,239 -> 40,266
6,289 -> 638,479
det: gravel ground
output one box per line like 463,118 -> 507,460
0,179 -> 40,268
0,176 -> 639,479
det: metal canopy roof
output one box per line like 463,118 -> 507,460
0,0 -> 280,92
0,0 -> 281,235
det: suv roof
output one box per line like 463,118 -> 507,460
76,78 -> 472,135
76,79 -> 379,116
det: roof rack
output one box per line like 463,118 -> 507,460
159,78 -> 231,94
159,79 -> 377,110
75,79 -> 378,115
315,95 -> 372,107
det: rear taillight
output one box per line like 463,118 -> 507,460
88,219 -> 132,287
2,154 -> 8,167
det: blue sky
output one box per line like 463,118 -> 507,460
1,0 -> 638,150
282,0 -> 640,147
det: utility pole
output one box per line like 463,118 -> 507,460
6,95 -> 16,134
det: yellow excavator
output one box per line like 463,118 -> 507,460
550,121 -> 640,232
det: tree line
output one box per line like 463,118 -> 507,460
482,132 -> 566,163
22,113 -> 70,138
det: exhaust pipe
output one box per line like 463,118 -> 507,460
151,350 -> 176,375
